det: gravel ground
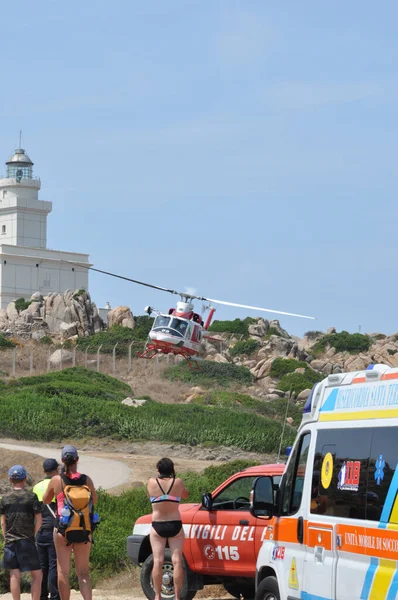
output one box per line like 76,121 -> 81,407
0,592 -> 142,599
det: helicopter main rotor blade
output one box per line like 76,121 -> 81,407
203,297 -> 316,320
87,266 -> 182,296
64,261 -> 315,319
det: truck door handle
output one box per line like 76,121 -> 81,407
297,517 -> 304,544
239,520 -> 249,525
314,546 -> 324,563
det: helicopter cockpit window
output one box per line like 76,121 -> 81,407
154,315 -> 170,328
171,319 -> 188,336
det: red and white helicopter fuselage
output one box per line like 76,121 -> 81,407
140,301 -> 216,362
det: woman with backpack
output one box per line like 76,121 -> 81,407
147,458 -> 189,600
43,445 -> 97,600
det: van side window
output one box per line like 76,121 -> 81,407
367,427 -> 398,524
281,433 -> 311,515
310,428 -> 372,519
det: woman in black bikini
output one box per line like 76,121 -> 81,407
147,458 -> 189,600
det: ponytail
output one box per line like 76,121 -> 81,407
64,455 -> 76,476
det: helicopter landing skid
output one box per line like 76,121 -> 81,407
137,346 -> 201,368
137,347 -> 158,360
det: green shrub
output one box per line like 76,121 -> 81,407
39,335 -> 53,345
208,317 -> 256,336
312,331 -> 371,356
0,335 -> 15,349
230,338 -> 260,357
267,326 -> 283,337
77,319 -> 153,356
278,369 -> 323,395
164,360 -> 253,387
14,298 -> 32,313
192,390 -> 303,425
304,330 -> 324,340
73,289 -> 86,299
387,349 -> 396,356
270,358 -> 308,378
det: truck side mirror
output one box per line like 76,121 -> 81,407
250,476 -> 275,519
201,492 -> 213,510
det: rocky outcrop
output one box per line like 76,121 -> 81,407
121,397 -> 147,407
248,318 -> 269,338
0,290 -> 104,339
49,349 -> 74,367
202,319 -> 398,402
268,319 -> 290,339
107,306 -> 135,329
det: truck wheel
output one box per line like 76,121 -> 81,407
140,549 -> 196,600
224,582 -> 255,599
255,576 -> 280,600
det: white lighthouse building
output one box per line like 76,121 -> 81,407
0,146 -> 90,308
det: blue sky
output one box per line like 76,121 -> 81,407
1,1 -> 397,336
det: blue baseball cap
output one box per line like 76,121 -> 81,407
8,465 -> 27,480
61,445 -> 78,460
43,458 -> 59,472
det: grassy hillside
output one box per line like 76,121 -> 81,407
0,368 -> 297,452
164,360 -> 254,386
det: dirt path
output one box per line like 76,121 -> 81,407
0,592 -> 144,599
0,442 -> 132,491
0,438 -> 235,494
0,584 -> 227,599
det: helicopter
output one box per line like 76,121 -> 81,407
80,264 -> 316,366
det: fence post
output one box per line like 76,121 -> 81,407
96,344 -> 103,372
47,348 -> 52,373
12,348 -> 16,377
30,350 -> 33,375
60,345 -> 64,371
112,343 -> 118,374
128,342 -> 134,373
85,346 -> 91,369
72,347 -> 76,367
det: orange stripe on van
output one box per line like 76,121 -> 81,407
307,523 -> 333,551
352,377 -> 366,383
336,524 -> 398,560
381,373 -> 398,380
267,519 -> 308,545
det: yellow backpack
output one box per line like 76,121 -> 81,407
60,474 -> 93,545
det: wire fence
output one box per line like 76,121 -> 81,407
0,342 -> 182,380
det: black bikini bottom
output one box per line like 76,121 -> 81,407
152,520 -> 183,538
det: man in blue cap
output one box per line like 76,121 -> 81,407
0,465 -> 42,600
33,459 -> 60,600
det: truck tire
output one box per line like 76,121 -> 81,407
254,576 -> 280,600
140,549 -> 197,600
224,582 -> 255,599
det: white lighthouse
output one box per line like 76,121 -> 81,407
0,146 -> 90,308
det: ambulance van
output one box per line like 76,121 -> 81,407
251,363 -> 398,600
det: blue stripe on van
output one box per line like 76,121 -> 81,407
301,593 -> 331,600
386,566 -> 398,600
361,557 -> 379,600
319,389 -> 338,412
379,465 -> 398,527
